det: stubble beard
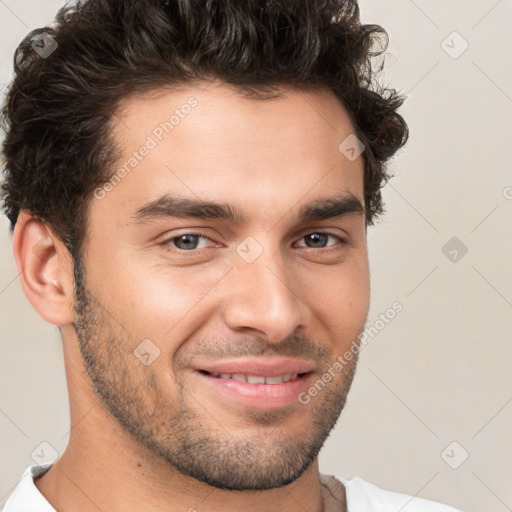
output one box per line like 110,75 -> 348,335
71,256 -> 360,490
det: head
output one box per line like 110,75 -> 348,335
1,0 -> 407,491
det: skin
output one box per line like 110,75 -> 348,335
13,80 -> 370,512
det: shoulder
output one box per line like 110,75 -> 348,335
334,475 -> 462,512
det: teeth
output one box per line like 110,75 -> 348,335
265,375 -> 287,384
247,375 -> 266,384
208,372 -> 300,384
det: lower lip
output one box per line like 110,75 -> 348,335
195,371 -> 313,409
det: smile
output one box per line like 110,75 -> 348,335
200,371 -> 304,384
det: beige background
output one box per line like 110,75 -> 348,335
1,1 -> 511,510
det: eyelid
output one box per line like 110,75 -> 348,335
294,232 -> 347,245
293,233 -> 348,254
161,232 -> 217,251
160,230 -> 348,253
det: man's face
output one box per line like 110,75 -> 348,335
72,81 -> 370,490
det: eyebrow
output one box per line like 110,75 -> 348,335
130,192 -> 365,225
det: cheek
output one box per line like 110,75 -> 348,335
94,254 -> 233,340
297,256 -> 370,339
87,238 -> 369,352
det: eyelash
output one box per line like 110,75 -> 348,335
161,231 -> 348,254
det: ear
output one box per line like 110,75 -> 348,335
12,210 -> 75,326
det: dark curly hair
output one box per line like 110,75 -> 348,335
1,0 -> 408,259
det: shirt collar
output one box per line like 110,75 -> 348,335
3,464 -> 55,512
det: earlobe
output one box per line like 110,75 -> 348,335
12,210 -> 75,326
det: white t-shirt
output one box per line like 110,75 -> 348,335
1,464 -> 461,512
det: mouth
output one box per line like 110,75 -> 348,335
198,370 -> 309,385
193,359 -> 315,409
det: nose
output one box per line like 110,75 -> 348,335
221,243 -> 310,344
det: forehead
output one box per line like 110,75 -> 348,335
113,81 -> 358,149
96,81 -> 365,228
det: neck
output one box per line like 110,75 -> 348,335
35,431 -> 329,512
34,332 -> 346,512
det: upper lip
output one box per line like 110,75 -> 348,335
195,357 -> 315,377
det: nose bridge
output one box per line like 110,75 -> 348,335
222,237 -> 306,342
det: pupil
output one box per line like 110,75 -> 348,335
174,234 -> 327,251
176,234 -> 198,250
308,233 -> 327,248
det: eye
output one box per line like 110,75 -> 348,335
295,232 -> 346,251
161,231 -> 347,254
164,233 -> 215,251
